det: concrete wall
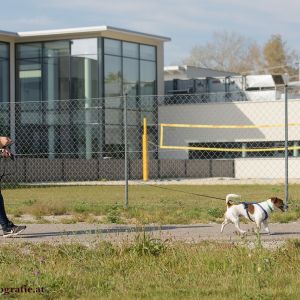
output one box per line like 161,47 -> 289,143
2,157 -> 299,182
235,157 -> 300,179
158,99 -> 300,159
0,158 -> 235,184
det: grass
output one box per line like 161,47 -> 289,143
3,183 -> 300,224
1,238 -> 300,299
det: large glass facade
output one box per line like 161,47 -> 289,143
15,37 -> 157,159
103,38 -> 157,158
16,39 -> 100,157
0,42 -> 10,135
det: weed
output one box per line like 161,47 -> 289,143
106,203 -> 121,223
130,231 -> 167,256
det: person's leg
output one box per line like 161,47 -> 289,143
0,190 -> 26,237
0,190 -> 14,230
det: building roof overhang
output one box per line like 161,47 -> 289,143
0,26 -> 171,43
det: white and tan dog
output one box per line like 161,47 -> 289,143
221,194 -> 287,234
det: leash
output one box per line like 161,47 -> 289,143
146,184 -> 225,201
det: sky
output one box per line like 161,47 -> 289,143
1,0 -> 300,66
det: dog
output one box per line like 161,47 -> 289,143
221,194 -> 288,235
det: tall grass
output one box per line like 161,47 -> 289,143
1,238 -> 300,299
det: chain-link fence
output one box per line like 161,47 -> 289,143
1,87 -> 300,195
159,87 -> 300,180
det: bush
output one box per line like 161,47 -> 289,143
130,231 -> 167,256
106,203 -> 121,223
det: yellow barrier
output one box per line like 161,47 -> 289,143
160,123 -> 300,152
143,118 -> 149,181
160,145 -> 300,152
160,122 -> 300,129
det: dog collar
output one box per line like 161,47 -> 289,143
267,200 -> 274,212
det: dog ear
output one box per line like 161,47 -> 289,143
270,197 -> 278,204
271,197 -> 284,208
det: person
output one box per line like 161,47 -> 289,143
0,136 -> 26,237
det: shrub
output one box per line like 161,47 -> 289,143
106,203 -> 121,223
130,231 -> 167,256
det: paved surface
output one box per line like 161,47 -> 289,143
1,222 -> 300,248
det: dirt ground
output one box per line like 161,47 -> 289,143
1,222 -> 300,249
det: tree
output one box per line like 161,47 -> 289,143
182,31 -> 263,74
263,34 -> 298,78
183,31 -> 299,77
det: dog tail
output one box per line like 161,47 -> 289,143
226,194 -> 241,207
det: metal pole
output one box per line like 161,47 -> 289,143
284,85 -> 289,208
124,93 -> 129,208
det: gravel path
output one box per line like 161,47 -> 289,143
1,222 -> 299,248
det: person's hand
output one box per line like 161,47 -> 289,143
0,137 -> 13,148
1,148 -> 12,158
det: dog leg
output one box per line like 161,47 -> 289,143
221,218 -> 230,233
262,220 -> 271,235
233,219 -> 246,234
255,221 -> 262,234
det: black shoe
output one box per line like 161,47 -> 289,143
3,225 -> 27,238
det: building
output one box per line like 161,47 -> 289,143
0,26 -> 170,160
161,67 -> 300,178
164,65 -> 238,81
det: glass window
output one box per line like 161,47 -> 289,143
127,110 -> 139,125
104,39 -> 121,56
17,43 -> 42,103
71,38 -> 98,100
140,83 -> 155,96
105,125 -> 123,144
140,45 -> 156,61
0,43 -> 8,57
123,42 -> 139,58
123,58 -> 138,84
0,42 -> 9,103
17,43 -> 42,59
104,55 -> 122,97
71,38 -> 97,60
44,41 -> 69,58
140,93 -> 155,110
18,58 -> 42,102
140,60 -> 156,82
105,108 -> 123,125
105,96 -> 122,109
123,83 -> 138,97
43,41 -> 70,101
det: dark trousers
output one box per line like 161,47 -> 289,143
0,191 -> 12,230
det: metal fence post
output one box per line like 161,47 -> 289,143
124,93 -> 129,208
284,85 -> 289,208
